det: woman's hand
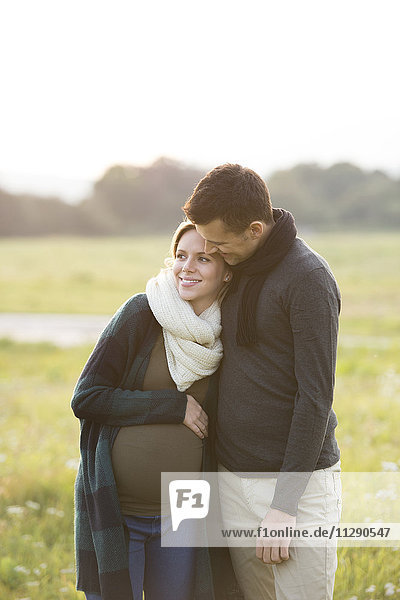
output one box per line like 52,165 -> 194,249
183,395 -> 208,439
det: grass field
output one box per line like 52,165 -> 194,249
1,233 -> 400,599
1,232 -> 399,338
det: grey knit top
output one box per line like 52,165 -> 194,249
216,238 -> 341,515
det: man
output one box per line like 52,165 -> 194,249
183,163 -> 341,600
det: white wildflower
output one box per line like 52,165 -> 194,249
65,458 -> 80,470
46,507 -> 65,517
14,565 -> 31,575
0,454 -> 6,462
59,588 -> 69,593
384,582 -> 396,596
381,461 -> 399,472
365,585 -> 376,593
60,567 -> 74,574
33,569 -> 41,576
375,488 -> 398,501
26,581 -> 40,587
379,368 -> 400,398
39,563 -> 47,569
26,500 -> 40,510
7,505 -> 25,515
32,542 -> 45,548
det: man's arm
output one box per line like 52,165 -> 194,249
258,266 -> 340,563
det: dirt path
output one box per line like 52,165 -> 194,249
0,313 -> 396,349
0,313 -> 111,347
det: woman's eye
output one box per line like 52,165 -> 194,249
176,253 -> 186,259
199,257 -> 210,262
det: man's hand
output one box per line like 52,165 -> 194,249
183,394 -> 208,439
256,508 -> 296,564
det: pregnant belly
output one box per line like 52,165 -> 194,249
111,423 -> 203,513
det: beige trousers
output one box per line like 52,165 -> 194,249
218,461 -> 342,600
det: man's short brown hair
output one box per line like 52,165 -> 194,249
183,163 -> 273,233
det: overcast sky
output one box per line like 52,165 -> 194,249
0,0 -> 399,199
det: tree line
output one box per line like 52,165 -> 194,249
1,157 -> 399,236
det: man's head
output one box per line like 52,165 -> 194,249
183,163 -> 274,265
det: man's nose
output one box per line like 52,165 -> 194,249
204,240 -> 218,254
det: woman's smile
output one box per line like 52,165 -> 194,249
178,276 -> 202,287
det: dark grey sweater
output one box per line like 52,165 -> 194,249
216,238 -> 341,515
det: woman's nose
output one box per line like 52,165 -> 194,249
182,257 -> 195,272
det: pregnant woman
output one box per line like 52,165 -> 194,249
71,221 -> 241,600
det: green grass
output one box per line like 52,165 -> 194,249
0,235 -> 172,314
307,232 -> 400,338
1,233 -> 399,338
1,232 -> 400,599
1,338 -> 400,599
0,340 -> 89,600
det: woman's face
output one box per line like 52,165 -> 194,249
172,229 -> 231,315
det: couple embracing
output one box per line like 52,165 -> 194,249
72,163 -> 341,600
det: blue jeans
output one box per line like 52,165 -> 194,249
86,514 -> 196,600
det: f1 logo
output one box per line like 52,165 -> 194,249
169,480 -> 210,531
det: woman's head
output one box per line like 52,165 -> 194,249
169,221 -> 232,315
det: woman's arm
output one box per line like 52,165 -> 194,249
71,295 -> 187,426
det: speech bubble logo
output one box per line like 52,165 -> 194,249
169,480 -> 210,531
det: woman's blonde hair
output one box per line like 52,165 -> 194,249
165,220 -> 232,304
169,220 -> 197,259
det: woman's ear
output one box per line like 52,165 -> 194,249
217,269 -> 233,303
224,271 -> 232,282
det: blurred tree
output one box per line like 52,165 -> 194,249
0,188 -> 107,236
81,157 -> 205,234
1,159 -> 399,235
267,162 -> 400,230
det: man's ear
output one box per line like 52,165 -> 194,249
249,221 -> 264,239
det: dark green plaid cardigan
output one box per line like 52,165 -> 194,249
71,293 -> 243,600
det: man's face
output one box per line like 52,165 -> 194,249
195,219 -> 259,265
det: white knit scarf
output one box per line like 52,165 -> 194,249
145,267 -> 223,391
